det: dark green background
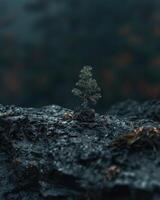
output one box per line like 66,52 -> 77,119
0,0 -> 159,110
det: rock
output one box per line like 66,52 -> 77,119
0,101 -> 160,199
73,108 -> 96,122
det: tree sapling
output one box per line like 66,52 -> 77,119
72,66 -> 101,122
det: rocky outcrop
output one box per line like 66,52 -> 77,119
0,101 -> 160,200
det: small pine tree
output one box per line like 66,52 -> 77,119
72,66 -> 102,109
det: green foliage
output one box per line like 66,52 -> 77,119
72,66 -> 101,108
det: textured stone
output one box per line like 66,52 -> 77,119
0,101 -> 160,199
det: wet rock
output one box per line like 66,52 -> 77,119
73,108 -> 96,122
0,101 -> 160,199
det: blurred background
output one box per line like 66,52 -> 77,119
0,0 -> 159,110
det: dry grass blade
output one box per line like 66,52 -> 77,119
110,127 -> 160,148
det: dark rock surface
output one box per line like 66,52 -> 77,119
0,100 -> 160,200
